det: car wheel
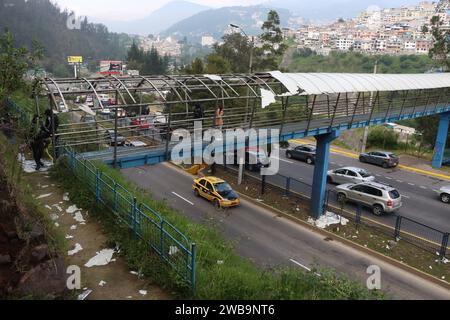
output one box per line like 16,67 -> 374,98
194,189 -> 200,197
359,156 -> 366,163
373,204 -> 384,216
382,162 -> 389,169
306,157 -> 313,165
286,152 -> 292,159
441,193 -> 450,204
327,176 -> 333,184
214,199 -> 221,209
337,193 -> 346,203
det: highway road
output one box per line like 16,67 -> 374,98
265,142 -> 450,236
122,163 -> 450,300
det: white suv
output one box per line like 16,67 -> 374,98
335,181 -> 402,216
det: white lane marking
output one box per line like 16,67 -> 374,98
420,186 -> 427,190
171,192 -> 194,206
271,156 -> 294,164
375,174 -> 382,177
385,177 -> 393,180
290,259 -> 311,271
396,180 -> 403,183
408,183 -> 415,186
401,194 -> 411,199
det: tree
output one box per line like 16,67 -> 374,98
212,33 -> 253,73
0,29 -> 42,102
205,54 -> 231,74
424,14 -> 450,70
126,44 -> 169,75
184,58 -> 205,74
256,10 -> 287,71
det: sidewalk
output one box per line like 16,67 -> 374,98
24,165 -> 168,300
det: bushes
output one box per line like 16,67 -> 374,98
367,126 -> 399,149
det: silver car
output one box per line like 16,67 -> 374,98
327,167 -> 375,185
335,181 -> 402,216
437,186 -> 450,203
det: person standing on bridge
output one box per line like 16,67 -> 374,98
193,103 -> 205,139
215,105 -> 224,131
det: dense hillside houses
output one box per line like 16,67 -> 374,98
287,1 -> 448,56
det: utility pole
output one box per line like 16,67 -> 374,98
361,59 -> 378,153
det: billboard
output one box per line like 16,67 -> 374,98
99,60 -> 123,75
67,56 -> 83,64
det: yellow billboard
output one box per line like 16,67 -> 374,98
67,56 -> 83,64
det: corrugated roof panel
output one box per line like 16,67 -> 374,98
269,72 -> 450,95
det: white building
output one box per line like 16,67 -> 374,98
201,36 -> 215,47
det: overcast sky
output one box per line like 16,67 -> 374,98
52,0 -> 265,21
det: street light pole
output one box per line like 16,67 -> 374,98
230,24 -> 254,185
360,59 -> 378,153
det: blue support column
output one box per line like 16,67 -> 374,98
311,130 -> 340,219
432,112 -> 450,169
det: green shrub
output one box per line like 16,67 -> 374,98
367,126 -> 399,149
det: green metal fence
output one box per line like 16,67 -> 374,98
5,97 -> 31,128
63,146 -> 196,290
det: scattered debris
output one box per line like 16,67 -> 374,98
52,204 -> 63,212
73,211 -> 86,224
37,193 -> 53,200
77,289 -> 92,300
18,154 -> 53,173
68,243 -> 83,256
217,260 -> 224,265
169,246 -> 179,256
65,235 -> 74,239
70,225 -> 77,230
99,280 -> 107,287
66,205 -> 81,214
84,249 -> 115,268
139,290 -> 147,296
50,213 -> 59,221
54,222 -> 59,228
308,212 -> 349,229
45,205 -> 53,210
63,193 -> 70,201
130,271 -> 139,276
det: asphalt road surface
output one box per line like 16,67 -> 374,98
263,145 -> 450,240
122,163 -> 450,300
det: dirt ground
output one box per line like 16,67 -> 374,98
25,169 -> 169,300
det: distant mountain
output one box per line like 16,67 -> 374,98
97,0 -> 210,35
267,0 -> 424,23
161,5 -> 299,42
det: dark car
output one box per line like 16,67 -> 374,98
359,151 -> 399,168
286,145 -> 316,165
104,129 -> 126,146
233,147 -> 271,172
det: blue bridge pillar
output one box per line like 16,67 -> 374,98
311,130 -> 340,219
432,112 -> 450,169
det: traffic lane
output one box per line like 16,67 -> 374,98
121,163 -> 450,299
273,151 -> 450,233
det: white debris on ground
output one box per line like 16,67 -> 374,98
65,235 -> 74,239
52,204 -> 63,212
84,248 -> 115,268
73,211 -> 86,224
70,225 -> 77,230
68,243 -> 83,256
18,153 -> 53,173
63,192 -> 70,201
49,213 -> 59,221
77,289 -> 92,300
99,280 -> 107,287
169,246 -> 179,256
66,205 -> 81,214
54,222 -> 59,227
37,193 -> 53,200
139,290 -> 147,296
45,205 -> 53,210
130,271 -> 139,276
308,211 -> 349,229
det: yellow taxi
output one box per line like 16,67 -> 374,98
192,177 -> 241,208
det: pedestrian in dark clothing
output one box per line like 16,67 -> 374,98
193,103 -> 204,122
31,134 -> 46,170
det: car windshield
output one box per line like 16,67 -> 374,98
357,169 -> 371,178
215,182 -> 233,195
389,190 -> 400,199
388,153 -> 398,158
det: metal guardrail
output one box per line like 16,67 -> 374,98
5,97 -> 31,128
219,165 -> 449,260
63,146 -> 196,289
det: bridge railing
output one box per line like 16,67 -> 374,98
218,164 -> 449,260
61,146 -> 196,290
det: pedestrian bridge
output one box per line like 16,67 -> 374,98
36,71 -> 450,217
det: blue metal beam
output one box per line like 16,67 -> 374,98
311,130 -> 340,219
432,112 -> 450,169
